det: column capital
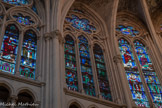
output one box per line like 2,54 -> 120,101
44,32 -> 51,40
113,55 -> 122,63
51,30 -> 62,39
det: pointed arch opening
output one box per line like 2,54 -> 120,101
118,38 -> 149,107
19,30 -> 37,79
134,40 -> 162,107
78,35 -> 95,96
64,35 -> 78,91
93,44 -> 112,101
0,24 -> 19,74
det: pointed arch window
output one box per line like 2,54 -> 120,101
93,44 -> 112,101
134,40 -> 162,107
64,35 -> 78,91
0,24 -> 19,74
118,38 -> 149,107
78,36 -> 95,96
20,30 -> 37,79
117,24 -> 162,108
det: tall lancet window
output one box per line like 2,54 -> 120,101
78,36 -> 95,96
20,30 -> 37,79
0,24 -> 19,74
134,41 -> 162,107
64,35 -> 78,91
117,24 -> 162,108
93,44 -> 112,101
118,38 -> 149,107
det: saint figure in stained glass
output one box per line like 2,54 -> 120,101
20,30 -> 37,79
134,40 -> 162,108
0,24 -> 19,74
118,38 -> 150,107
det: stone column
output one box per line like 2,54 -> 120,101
89,44 -> 101,98
113,55 -> 135,108
43,32 -> 51,108
51,30 -> 61,108
75,39 -> 84,93
15,30 -> 24,76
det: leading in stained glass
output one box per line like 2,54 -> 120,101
116,25 -> 139,37
0,24 -> 19,74
118,38 -> 150,107
64,35 -> 78,91
66,15 -> 96,34
20,30 -> 37,79
134,40 -> 162,108
93,44 -> 112,101
13,13 -> 34,25
3,0 -> 29,5
78,36 -> 95,96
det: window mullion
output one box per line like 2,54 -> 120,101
89,44 -> 100,98
131,43 -> 154,107
15,30 -> 24,76
0,15 -> 7,49
75,39 -> 84,93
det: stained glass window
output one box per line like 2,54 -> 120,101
66,15 -> 96,34
116,25 -> 139,37
13,13 -> 34,25
64,35 -> 78,91
19,30 -> 37,79
160,24 -> 162,30
32,2 -> 38,14
0,24 -> 19,74
134,40 -> 162,108
118,38 -> 150,107
93,44 -> 112,101
3,0 -> 29,5
78,36 -> 95,96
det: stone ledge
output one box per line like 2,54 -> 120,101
0,71 -> 45,87
64,88 -> 127,108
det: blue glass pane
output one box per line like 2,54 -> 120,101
119,38 -> 150,107
116,25 -> 139,37
93,44 -> 112,101
64,35 -> 78,91
3,0 -> 29,5
134,41 -> 162,108
78,36 -> 95,96
66,15 -> 96,34
32,2 -> 38,14
20,30 -> 37,79
13,14 -> 34,25
0,24 -> 19,74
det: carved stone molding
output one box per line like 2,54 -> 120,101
113,55 -> 123,64
43,33 -> 52,41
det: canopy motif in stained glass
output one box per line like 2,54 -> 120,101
116,25 -> 139,37
3,0 -> 29,5
64,35 -> 78,91
78,36 -> 96,96
118,38 -> 150,107
13,13 -> 34,25
93,44 -> 112,101
134,41 -> 162,108
66,15 -> 96,34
